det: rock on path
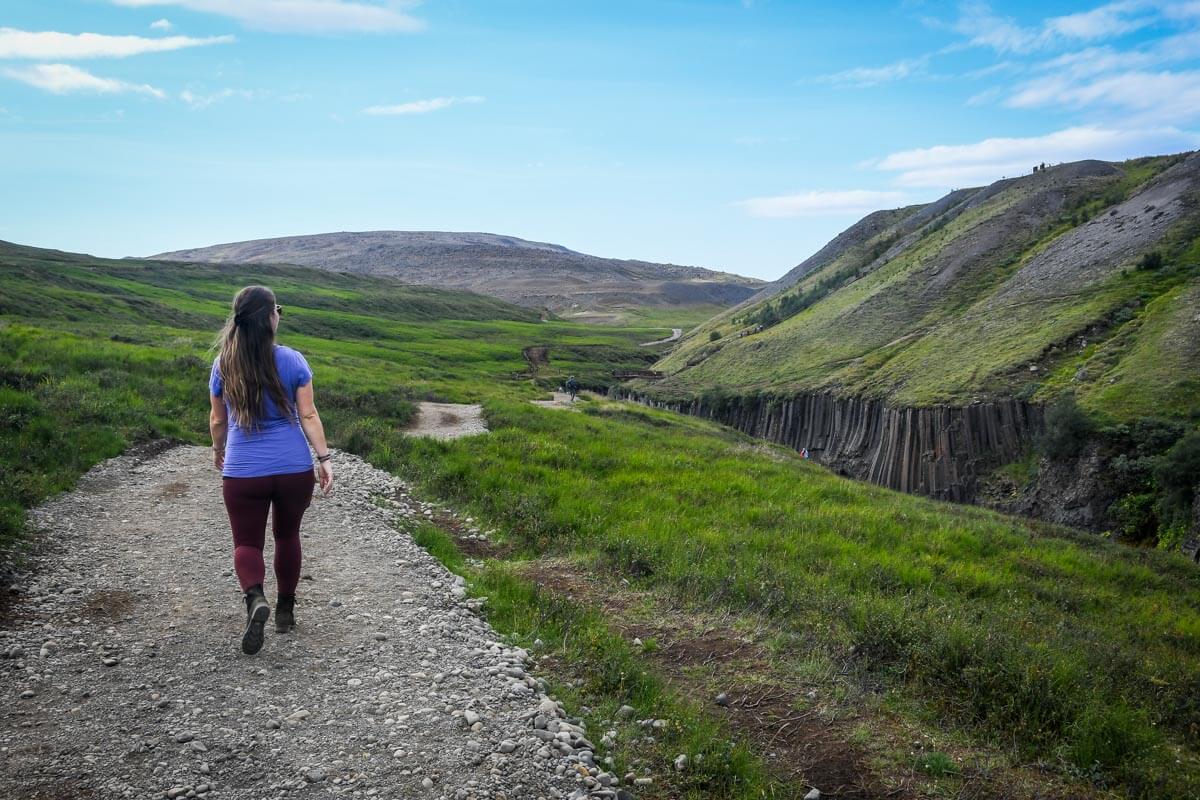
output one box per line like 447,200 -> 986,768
0,446 -> 623,800
405,403 -> 488,440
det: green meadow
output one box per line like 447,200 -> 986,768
3,240 -> 1200,797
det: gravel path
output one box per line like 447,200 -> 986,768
0,446 -> 627,800
638,329 -> 682,347
405,403 -> 488,440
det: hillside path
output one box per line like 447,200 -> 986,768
638,328 -> 682,347
0,446 -> 610,800
405,403 -> 487,440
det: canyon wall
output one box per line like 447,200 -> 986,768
611,389 -> 1043,503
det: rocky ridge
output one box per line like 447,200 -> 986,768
152,231 -> 763,314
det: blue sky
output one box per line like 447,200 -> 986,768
2,1 -> 1199,280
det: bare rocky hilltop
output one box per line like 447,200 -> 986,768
152,231 -> 763,315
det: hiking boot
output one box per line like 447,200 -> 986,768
241,584 -> 270,655
275,593 -> 296,634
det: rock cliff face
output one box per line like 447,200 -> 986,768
611,389 -> 1042,502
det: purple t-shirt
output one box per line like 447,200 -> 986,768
210,345 -> 314,478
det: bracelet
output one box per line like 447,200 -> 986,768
317,453 -> 332,463
212,446 -> 225,453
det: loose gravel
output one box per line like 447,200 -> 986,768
0,445 -> 631,800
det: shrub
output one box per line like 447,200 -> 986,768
708,330 -> 722,342
1041,394 -> 1095,460
1111,493 -> 1158,542
1155,430 -> 1200,527
1138,251 -> 1164,271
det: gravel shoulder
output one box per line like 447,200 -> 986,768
0,446 -> 619,800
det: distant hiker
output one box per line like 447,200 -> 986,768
209,286 -> 333,655
565,375 -> 579,402
800,447 -> 810,460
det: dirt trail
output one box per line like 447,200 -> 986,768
0,446 -> 609,800
405,402 -> 487,440
638,328 -> 682,347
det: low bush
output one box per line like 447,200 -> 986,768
1041,394 -> 1095,460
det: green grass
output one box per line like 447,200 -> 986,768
374,399 -> 1200,797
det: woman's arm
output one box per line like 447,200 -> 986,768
209,394 -> 228,471
296,382 -> 333,494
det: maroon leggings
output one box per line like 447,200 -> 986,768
222,470 -> 315,594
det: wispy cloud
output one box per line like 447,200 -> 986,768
1045,1 -> 1156,40
1008,69 -> 1200,124
150,18 -> 174,31
0,27 -> 232,59
3,63 -> 166,97
363,95 -> 484,116
948,0 -> 1160,54
875,125 -> 1200,187
181,87 -> 255,107
737,190 -> 909,218
814,56 -> 930,88
110,0 -> 425,34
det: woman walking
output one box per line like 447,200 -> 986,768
209,286 -> 334,654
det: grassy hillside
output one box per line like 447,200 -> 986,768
0,241 -> 668,543
650,154 -> 1200,424
4,240 -> 1200,796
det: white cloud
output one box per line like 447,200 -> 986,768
815,57 -> 929,88
1045,1 -> 1155,40
181,87 -> 254,107
951,1 -> 1048,54
110,0 -> 424,33
737,190 -> 909,218
3,63 -> 165,97
1163,1 -> 1200,20
950,1 -> 1162,54
1008,69 -> 1200,124
876,125 -> 1200,187
363,95 -> 484,115
150,18 -> 174,31
0,27 -> 232,59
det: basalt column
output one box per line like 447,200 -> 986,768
610,389 -> 1042,503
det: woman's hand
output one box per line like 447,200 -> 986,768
213,448 -> 224,471
317,460 -> 333,495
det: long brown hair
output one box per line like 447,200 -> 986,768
215,286 -> 293,431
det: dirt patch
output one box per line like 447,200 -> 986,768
423,505 -> 515,560
514,557 -> 1092,800
157,481 -> 190,499
530,391 -> 585,411
517,558 -> 905,797
404,402 -> 487,440
81,588 -> 136,622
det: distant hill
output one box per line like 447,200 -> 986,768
152,231 -> 764,315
